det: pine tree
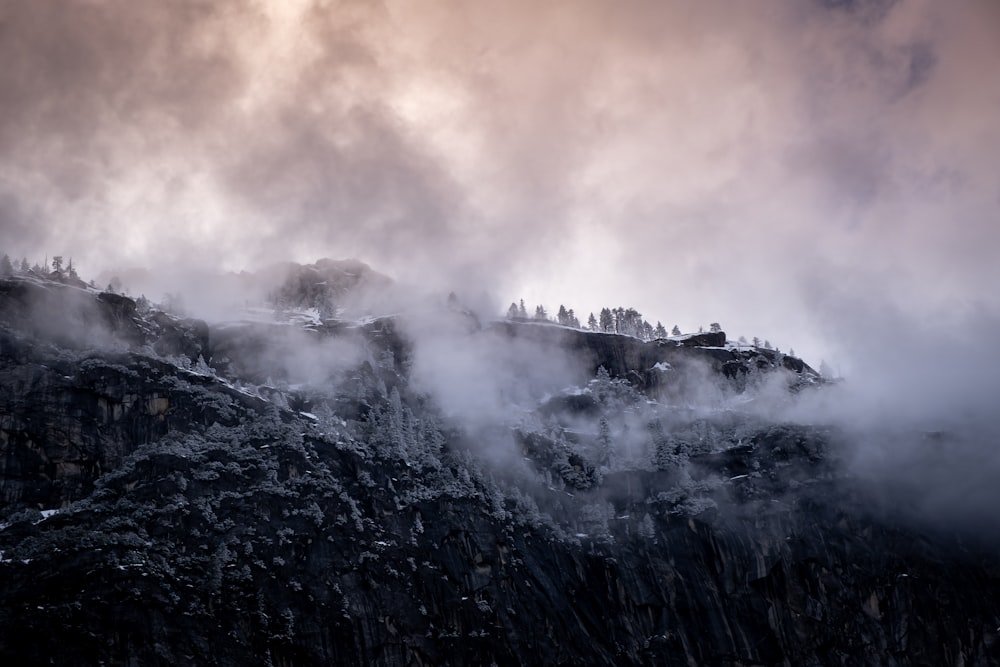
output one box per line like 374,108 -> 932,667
0,254 -> 12,277
599,308 -> 613,332
709,322 -> 721,333
518,299 -> 528,319
641,320 -> 653,341
654,321 -> 667,338
557,305 -> 570,326
671,325 -> 681,336
587,312 -> 598,331
534,304 -> 547,321
507,302 -> 519,319
51,256 -> 63,274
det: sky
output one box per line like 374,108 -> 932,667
1,0 -> 999,367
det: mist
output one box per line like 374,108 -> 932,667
1,0 -> 997,360
1,0 -> 998,539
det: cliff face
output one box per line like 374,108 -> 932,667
1,277 -> 998,666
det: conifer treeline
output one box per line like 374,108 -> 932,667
0,253 -> 83,283
506,299 -> 679,342
504,299 -> 793,354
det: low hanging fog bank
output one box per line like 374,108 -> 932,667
128,259 -> 1000,537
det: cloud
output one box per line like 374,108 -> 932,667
0,0 -> 996,368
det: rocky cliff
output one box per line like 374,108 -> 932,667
0,276 -> 998,666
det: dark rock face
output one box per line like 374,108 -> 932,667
492,321 -> 816,397
1,281 -> 999,666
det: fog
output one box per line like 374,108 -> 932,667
1,0 -> 998,536
2,0 -> 998,361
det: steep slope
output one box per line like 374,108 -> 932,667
0,275 -> 998,666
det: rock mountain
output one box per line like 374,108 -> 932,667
0,267 -> 998,666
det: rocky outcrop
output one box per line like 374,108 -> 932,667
1,277 -> 998,666
0,277 -> 210,360
493,321 -> 817,395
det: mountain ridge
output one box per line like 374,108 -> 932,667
0,270 -> 998,666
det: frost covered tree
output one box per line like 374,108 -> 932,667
518,299 -> 528,319
51,256 -> 63,274
638,513 -> 656,541
599,308 -> 613,332
507,302 -> 519,319
596,416 -> 612,468
654,321 -> 667,338
610,307 -> 643,337
534,305 -> 547,321
709,322 -> 721,333
587,312 -> 598,331
557,305 -> 570,326
579,501 -> 615,544
671,325 -> 681,336
0,254 -> 12,277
